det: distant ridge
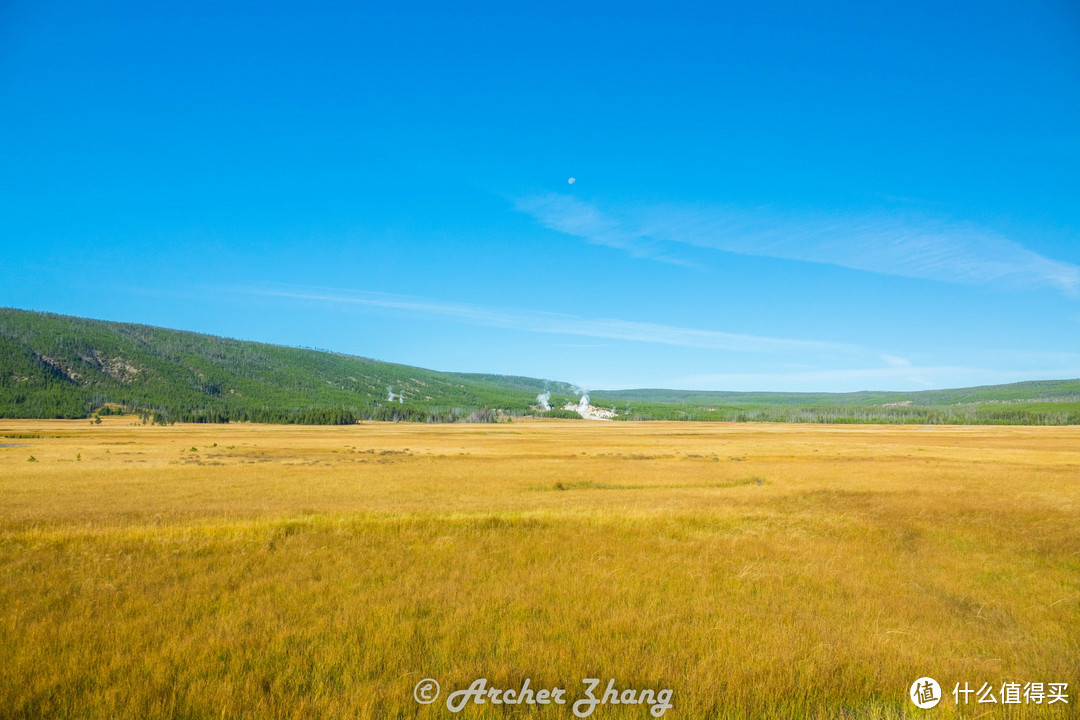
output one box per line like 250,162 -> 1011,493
592,380 -> 1080,408
1,308 -> 1077,425
0,308 -> 555,423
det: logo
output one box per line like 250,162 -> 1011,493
910,677 -> 941,709
414,678 -> 440,705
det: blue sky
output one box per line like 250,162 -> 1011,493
2,0 -> 1078,391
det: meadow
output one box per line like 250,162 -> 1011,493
1,418 -> 1077,719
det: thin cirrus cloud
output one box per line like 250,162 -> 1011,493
230,286 -> 1080,390
237,285 -> 870,357
514,194 -> 1080,296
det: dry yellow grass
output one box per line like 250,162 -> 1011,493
1,418 -> 1077,719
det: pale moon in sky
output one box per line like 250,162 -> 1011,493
568,177 -> 576,184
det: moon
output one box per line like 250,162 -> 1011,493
568,177 -> 576,185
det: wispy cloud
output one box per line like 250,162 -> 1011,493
228,285 -> 1080,391
516,193 -> 1080,296
235,285 -> 867,356
512,194 -> 694,266
880,354 -> 912,368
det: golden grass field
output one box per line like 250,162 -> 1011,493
1,418 -> 1077,719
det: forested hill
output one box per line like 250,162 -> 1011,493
2,308 -> 1078,425
0,308 -> 569,423
589,381 -> 1080,424
591,380 -> 1080,406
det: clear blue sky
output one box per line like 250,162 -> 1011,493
2,0 -> 1078,391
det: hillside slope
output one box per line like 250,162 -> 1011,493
0,308 -> 568,423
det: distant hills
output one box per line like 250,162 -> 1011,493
1,308 -> 1078,425
593,381 -> 1080,424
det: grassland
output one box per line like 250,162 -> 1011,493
1,418 -> 1077,719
